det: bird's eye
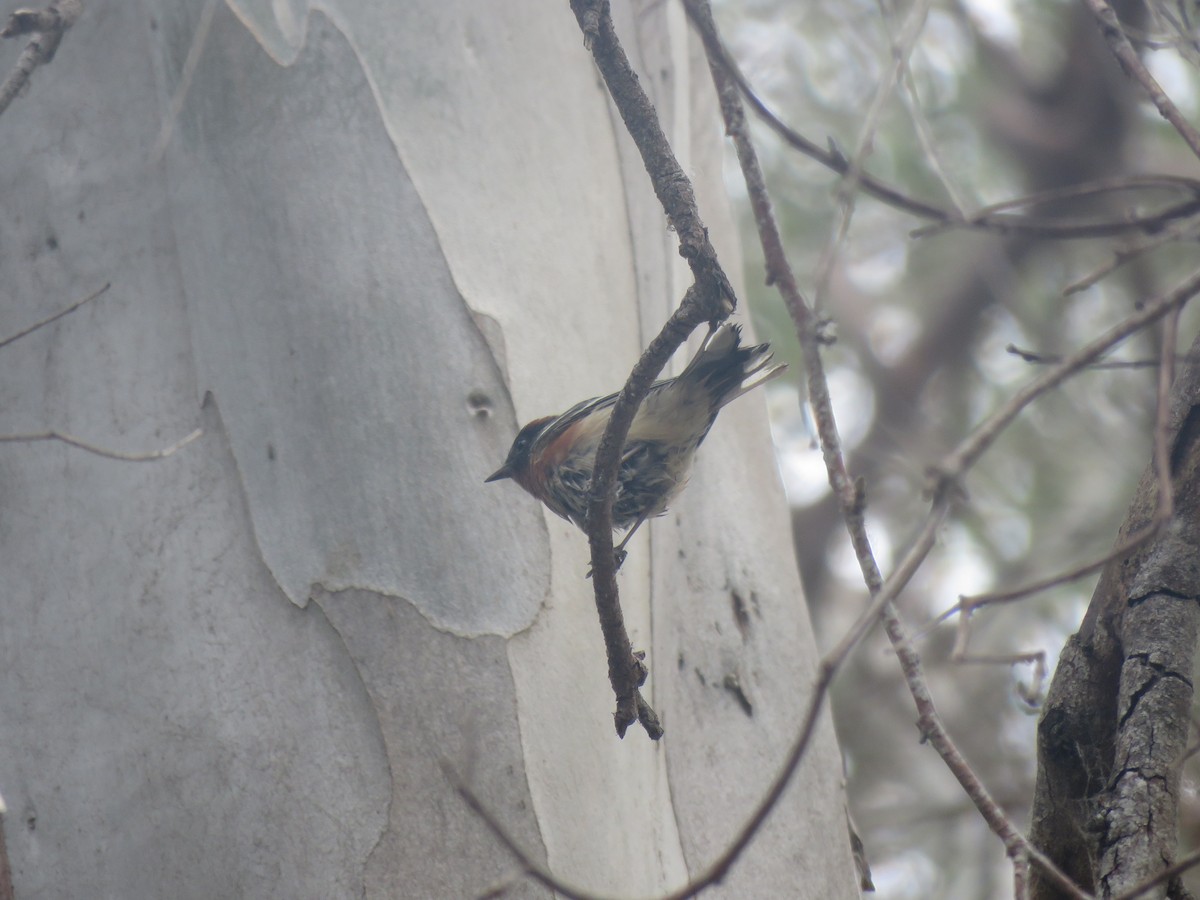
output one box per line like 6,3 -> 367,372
511,417 -> 552,458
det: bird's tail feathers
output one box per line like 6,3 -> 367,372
682,324 -> 787,407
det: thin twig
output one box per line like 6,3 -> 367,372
1082,0 -> 1200,161
1006,344 -> 1183,370
919,516 -> 1164,636
478,872 -> 526,900
923,284 -> 1182,886
899,54 -> 969,217
1181,714 -> 1200,763
0,282 -> 109,351
569,0 -> 735,740
682,0 -> 954,225
0,0 -> 82,117
672,508 -> 946,898
1014,850 -> 1031,900
952,651 -> 1045,667
1062,219 -> 1200,296
443,760 -> 613,900
825,501 -> 947,667
932,267 -> 1200,490
887,610 -> 1091,898
151,0 -> 217,162
909,174 -> 1200,240
687,9 -> 1200,241
947,174 -> 1200,213
812,0 -> 934,310
0,427 -> 202,462
923,300 -> 1186,637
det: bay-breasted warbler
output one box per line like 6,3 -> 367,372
486,324 -> 785,563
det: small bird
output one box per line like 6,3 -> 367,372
486,324 -> 786,564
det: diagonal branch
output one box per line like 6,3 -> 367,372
1082,0 -> 1200,161
932,268 -> 1200,492
811,0 -> 933,309
0,282 -> 109,351
0,0 -> 82,118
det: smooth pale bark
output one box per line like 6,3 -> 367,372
0,2 -> 856,896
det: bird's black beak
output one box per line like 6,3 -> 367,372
485,464 -> 512,484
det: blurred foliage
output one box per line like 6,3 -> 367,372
713,0 -> 1200,896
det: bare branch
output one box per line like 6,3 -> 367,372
568,0 -> 736,739
1082,0 -> 1200,161
910,175 -> 1200,240
0,0 -> 82,118
151,0 -> 217,161
932,267 -> 1200,491
923,294 -> 1186,647
0,428 -> 202,462
927,517 -> 1162,626
812,0 -> 933,309
888,584 -> 1090,897
1062,219 -> 1200,296
1005,344 -> 1185,370
952,652 -> 1047,707
1014,852 -> 1031,900
898,52 -> 969,218
0,282 -> 110,351
919,173 -> 1200,214
443,760 -> 612,900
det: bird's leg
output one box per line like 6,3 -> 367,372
612,512 -> 653,571
584,514 -> 651,579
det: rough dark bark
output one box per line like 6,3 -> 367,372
1030,331 -> 1200,899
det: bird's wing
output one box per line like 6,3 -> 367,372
531,392 -> 618,456
532,376 -> 677,456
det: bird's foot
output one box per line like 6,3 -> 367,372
585,548 -> 629,579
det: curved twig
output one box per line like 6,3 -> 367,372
0,282 -> 109,350
0,428 -> 202,462
0,0 -> 82,117
569,0 -> 735,740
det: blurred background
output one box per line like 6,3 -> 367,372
712,0 -> 1200,895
